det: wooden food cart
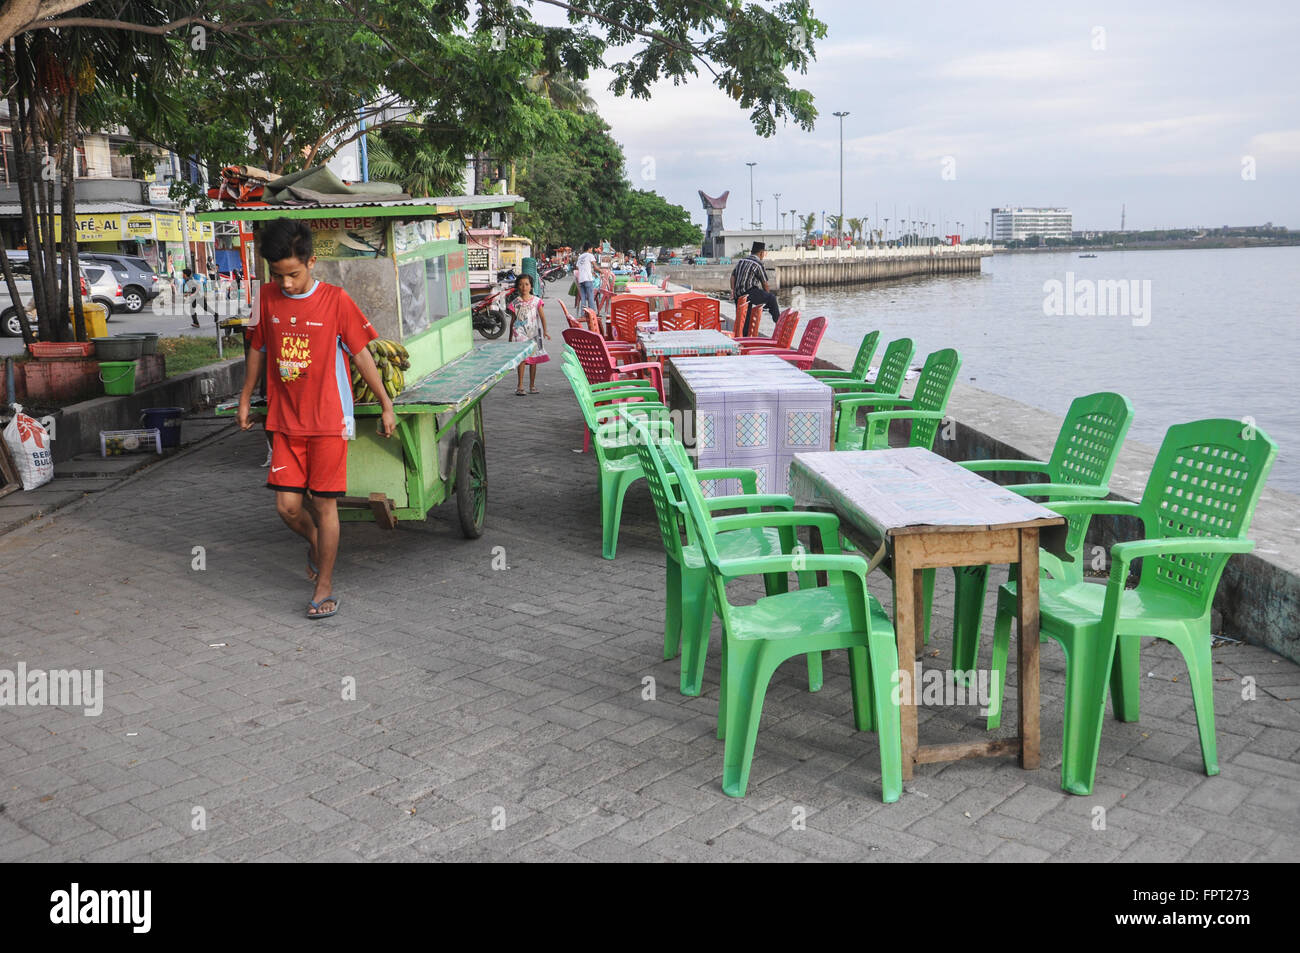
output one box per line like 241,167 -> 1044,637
203,195 -> 535,537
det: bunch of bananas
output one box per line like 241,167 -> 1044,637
352,339 -> 410,403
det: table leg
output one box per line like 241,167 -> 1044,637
1017,528 -> 1041,770
893,538 -> 918,779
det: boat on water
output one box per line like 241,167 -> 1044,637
1079,253 -> 1098,258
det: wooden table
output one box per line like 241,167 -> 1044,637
788,447 -> 1065,779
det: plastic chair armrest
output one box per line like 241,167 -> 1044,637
1005,483 -> 1110,500
716,552 -> 866,582
706,493 -> 796,514
1110,537 -> 1254,576
960,458 -> 1050,474
710,510 -> 843,538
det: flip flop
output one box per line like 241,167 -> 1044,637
515,389 -> 526,396
529,387 -> 541,394
306,596 -> 339,620
306,546 -> 319,581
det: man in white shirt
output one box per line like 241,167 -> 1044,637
575,244 -> 597,314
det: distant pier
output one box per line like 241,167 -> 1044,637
660,244 -> 994,294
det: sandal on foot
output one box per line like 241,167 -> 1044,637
515,389 -> 526,396
306,546 -> 319,581
529,387 -> 540,394
306,596 -> 339,619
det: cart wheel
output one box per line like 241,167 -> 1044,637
455,430 -> 487,538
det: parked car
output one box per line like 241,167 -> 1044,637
80,263 -> 124,314
77,253 -> 162,313
0,258 -> 94,337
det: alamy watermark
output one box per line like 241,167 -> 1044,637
891,664 -> 996,716
1042,272 -> 1151,326
0,663 -> 103,716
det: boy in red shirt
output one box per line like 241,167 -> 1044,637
237,218 -> 396,619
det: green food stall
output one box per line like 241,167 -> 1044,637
204,195 -> 535,536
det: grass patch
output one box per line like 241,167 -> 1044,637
158,336 -> 230,375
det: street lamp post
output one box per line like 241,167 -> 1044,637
756,198 -> 763,230
789,209 -> 797,246
832,111 -> 849,246
746,162 -> 757,230
773,193 -> 781,239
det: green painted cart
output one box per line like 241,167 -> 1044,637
204,194 -> 535,536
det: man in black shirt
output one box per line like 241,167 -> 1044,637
729,241 -> 779,326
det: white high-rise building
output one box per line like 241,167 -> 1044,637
991,207 -> 1072,241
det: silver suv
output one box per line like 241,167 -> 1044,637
78,253 -> 161,313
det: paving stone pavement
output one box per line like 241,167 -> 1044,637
2,324 -> 1298,862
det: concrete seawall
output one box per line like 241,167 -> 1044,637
807,333 -> 1300,665
661,246 -> 992,294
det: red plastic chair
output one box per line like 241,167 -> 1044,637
657,308 -> 699,332
738,309 -> 800,351
731,295 -> 748,336
562,327 -> 664,399
559,300 -> 585,330
660,277 -> 670,290
747,316 -> 827,370
682,297 -> 721,331
583,306 -> 637,364
610,298 -> 650,337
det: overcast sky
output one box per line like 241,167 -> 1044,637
565,0 -> 1300,235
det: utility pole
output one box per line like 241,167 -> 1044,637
833,111 -> 849,246
746,162 -> 757,229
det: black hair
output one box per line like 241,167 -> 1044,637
514,273 -> 533,294
260,218 -> 314,264
182,267 -> 193,278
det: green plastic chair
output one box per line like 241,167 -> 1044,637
834,347 -> 961,452
621,411 -> 825,696
806,330 -> 879,385
561,361 -> 672,559
985,419 -> 1278,796
824,335 -> 914,396
663,444 -> 903,801
949,392 -> 1135,676
829,338 -> 916,449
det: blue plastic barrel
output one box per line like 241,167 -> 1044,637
140,407 -> 184,449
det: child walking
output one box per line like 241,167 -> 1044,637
509,274 -> 550,394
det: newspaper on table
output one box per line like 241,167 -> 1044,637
790,446 -> 1063,533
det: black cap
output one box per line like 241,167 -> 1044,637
751,241 -> 766,254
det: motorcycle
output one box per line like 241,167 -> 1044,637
539,262 -> 568,283
471,288 -> 508,339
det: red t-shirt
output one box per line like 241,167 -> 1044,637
249,281 -> 377,437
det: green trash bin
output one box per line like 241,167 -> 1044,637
99,361 -> 136,396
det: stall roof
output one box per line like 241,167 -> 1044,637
198,194 -> 529,222
0,201 -> 161,217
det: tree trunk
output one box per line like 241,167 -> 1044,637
63,86 -> 84,341
6,43 -> 46,344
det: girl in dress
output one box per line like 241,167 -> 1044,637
509,274 -> 550,394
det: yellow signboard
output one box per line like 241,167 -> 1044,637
124,214 -> 156,239
73,214 -> 122,242
155,213 -> 213,243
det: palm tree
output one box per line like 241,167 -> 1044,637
826,214 -> 842,238
525,70 -> 596,113
366,125 -> 467,197
846,217 -> 862,244
800,212 -> 816,242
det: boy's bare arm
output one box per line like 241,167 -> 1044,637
351,346 -> 397,437
237,349 -> 265,430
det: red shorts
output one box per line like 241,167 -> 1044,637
267,432 -> 348,497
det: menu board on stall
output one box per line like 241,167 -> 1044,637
303,216 -> 385,259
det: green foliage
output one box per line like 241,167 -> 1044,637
511,109 -> 698,253
96,0 -> 825,185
